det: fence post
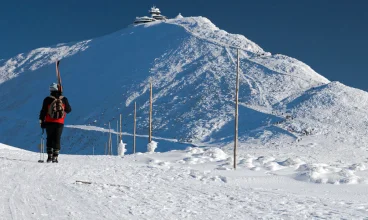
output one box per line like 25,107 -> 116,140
234,48 -> 240,169
149,81 -> 153,143
134,102 -> 137,153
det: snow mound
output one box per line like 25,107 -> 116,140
202,147 -> 228,160
349,163 -> 366,171
278,157 -> 305,167
295,163 -> 366,184
180,147 -> 229,164
117,140 -> 127,156
238,155 -> 285,171
147,141 -> 158,153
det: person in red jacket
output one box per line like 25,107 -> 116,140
39,83 -> 72,163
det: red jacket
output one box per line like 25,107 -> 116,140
39,92 -> 72,124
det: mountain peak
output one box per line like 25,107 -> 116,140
175,13 -> 184,19
166,16 -> 266,54
1,14 -> 365,157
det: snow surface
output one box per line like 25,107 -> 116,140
2,143 -> 368,219
1,15 -> 368,219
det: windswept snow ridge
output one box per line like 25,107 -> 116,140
0,40 -> 90,84
167,16 -> 265,54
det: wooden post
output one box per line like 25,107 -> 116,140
234,48 -> 240,169
134,102 -> 137,153
120,114 -> 122,142
108,123 -> 110,155
149,81 -> 153,143
108,122 -> 112,155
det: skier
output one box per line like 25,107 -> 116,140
39,83 -> 72,163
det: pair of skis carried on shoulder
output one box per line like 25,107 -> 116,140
56,60 -> 63,92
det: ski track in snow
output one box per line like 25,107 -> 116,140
224,47 -> 269,109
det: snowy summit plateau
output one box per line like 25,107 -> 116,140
1,9 -> 368,219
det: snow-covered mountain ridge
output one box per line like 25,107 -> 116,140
0,16 -> 366,162
3,15 -> 368,219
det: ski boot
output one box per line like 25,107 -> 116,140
52,156 -> 58,163
52,152 -> 59,163
47,154 -> 53,163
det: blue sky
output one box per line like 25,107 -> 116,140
1,0 -> 367,91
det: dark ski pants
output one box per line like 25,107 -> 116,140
45,122 -> 64,156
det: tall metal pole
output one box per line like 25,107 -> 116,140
234,49 -> 240,169
134,102 -> 137,153
149,81 -> 153,143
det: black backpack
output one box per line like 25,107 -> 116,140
48,96 -> 65,119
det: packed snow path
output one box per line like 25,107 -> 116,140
1,144 -> 368,219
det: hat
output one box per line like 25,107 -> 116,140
49,83 -> 59,91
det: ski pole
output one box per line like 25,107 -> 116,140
38,129 -> 45,163
39,136 -> 42,162
42,128 -> 45,161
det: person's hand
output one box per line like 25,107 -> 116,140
39,120 -> 46,129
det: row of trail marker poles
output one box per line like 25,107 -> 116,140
113,101 -> 137,155
103,105 -> 136,156
117,103 -> 136,155
234,48 -> 240,170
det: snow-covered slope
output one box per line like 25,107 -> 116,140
2,143 -> 368,219
280,82 -> 368,137
0,16 -> 336,155
2,15 -> 368,219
